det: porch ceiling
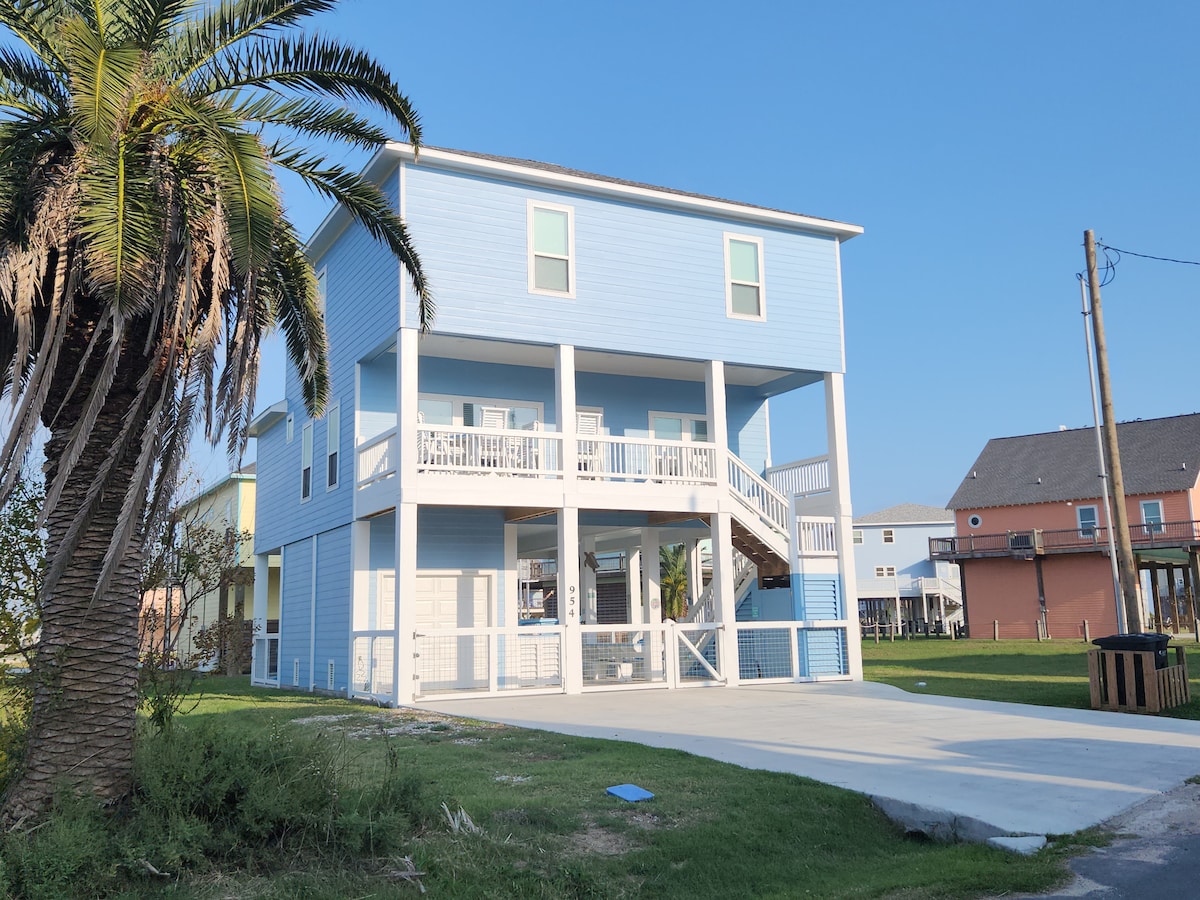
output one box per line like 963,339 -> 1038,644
418,333 -> 822,393
516,520 -> 709,556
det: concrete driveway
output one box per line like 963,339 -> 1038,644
419,681 -> 1200,845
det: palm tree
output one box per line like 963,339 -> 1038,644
659,544 -> 689,621
0,0 -> 431,822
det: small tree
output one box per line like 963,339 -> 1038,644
0,479 -> 44,671
140,512 -> 253,672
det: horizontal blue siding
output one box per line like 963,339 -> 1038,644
314,526 -> 351,693
795,576 -> 843,620
853,522 -> 953,586
401,165 -> 842,372
279,539 -> 312,689
727,386 -> 769,473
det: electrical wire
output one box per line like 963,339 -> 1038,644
1096,242 -> 1200,267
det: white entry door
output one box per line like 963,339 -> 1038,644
415,571 -> 492,690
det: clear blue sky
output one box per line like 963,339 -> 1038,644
215,0 -> 1200,516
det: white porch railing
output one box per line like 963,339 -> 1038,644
418,425 -> 563,476
797,516 -> 837,556
356,430 -> 397,489
765,456 -> 830,497
728,455 -> 791,539
919,575 -> 962,605
413,625 -> 564,697
585,435 -> 718,485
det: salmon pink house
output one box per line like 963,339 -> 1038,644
248,145 -> 864,703
932,414 -> 1200,639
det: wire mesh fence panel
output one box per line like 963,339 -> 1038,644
736,628 -> 793,680
581,628 -> 667,684
351,635 -> 395,696
677,627 -> 722,682
415,633 -> 490,694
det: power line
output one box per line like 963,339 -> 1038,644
1096,242 -> 1200,266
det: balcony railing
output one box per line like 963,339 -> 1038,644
765,456 -> 830,497
931,520 -> 1200,558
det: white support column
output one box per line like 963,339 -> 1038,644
705,360 -> 731,492
556,345 -> 578,492
253,554 -> 269,636
308,535 -> 317,692
559,507 -> 582,693
687,539 -> 703,608
628,547 -> 644,624
581,535 -> 598,624
394,327 -> 421,704
641,528 -> 662,623
397,328 -> 419,496
395,500 -> 418,704
711,512 -> 740,685
826,372 -> 863,680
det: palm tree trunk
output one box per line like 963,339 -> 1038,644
1,321 -> 153,824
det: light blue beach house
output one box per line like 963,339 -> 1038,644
249,146 -> 864,703
853,504 -> 962,634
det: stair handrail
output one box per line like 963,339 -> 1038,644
727,453 -> 791,541
683,551 -> 756,625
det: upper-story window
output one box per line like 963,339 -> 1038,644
852,530 -> 864,544
725,234 -> 764,320
529,202 -> 574,297
882,529 -> 895,544
650,412 -> 709,442
301,422 -> 313,501
326,403 -> 340,490
1077,505 -> 1098,538
874,566 -> 897,578
1140,499 -> 1164,534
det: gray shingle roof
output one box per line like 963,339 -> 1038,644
947,414 -> 1200,510
854,504 -> 954,525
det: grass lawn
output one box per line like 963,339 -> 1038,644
113,676 -> 1080,899
861,636 -> 1200,719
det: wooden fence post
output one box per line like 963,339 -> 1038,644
993,620 -> 1000,641
1083,619 -> 1090,642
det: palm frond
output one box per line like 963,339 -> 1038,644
264,219 -> 327,418
271,146 -> 434,330
0,1 -> 72,75
58,14 -> 145,143
197,34 -> 421,145
232,95 -> 391,149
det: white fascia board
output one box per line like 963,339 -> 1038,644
248,399 -> 288,438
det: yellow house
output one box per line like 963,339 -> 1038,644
141,464 -> 259,670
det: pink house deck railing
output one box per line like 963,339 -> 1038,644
930,520 -> 1200,559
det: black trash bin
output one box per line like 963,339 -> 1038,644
1091,633 -> 1172,707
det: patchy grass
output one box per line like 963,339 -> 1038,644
2,675 -> 1079,898
862,637 -> 1200,718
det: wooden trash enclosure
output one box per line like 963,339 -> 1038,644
1088,646 -> 1190,714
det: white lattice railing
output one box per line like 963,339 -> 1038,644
765,456 -> 830,497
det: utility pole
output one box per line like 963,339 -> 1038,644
1084,229 -> 1143,633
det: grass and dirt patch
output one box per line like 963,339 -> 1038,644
0,675 -> 1076,898
862,636 -> 1200,719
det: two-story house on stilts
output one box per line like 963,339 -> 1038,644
249,145 -> 864,702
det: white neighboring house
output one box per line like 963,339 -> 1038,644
852,504 -> 962,634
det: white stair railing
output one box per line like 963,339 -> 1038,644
683,551 -> 756,625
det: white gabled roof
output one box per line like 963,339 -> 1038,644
307,144 -> 863,262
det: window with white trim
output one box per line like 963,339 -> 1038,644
326,403 -> 340,490
1077,505 -> 1098,538
1141,499 -> 1164,534
882,529 -> 895,544
852,530 -> 863,544
301,423 -> 313,501
874,566 -> 897,578
649,412 -> 709,442
529,202 -> 574,296
725,234 -> 764,319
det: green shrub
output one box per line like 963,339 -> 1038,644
0,721 -> 426,896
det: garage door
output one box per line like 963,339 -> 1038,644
415,571 -> 492,691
